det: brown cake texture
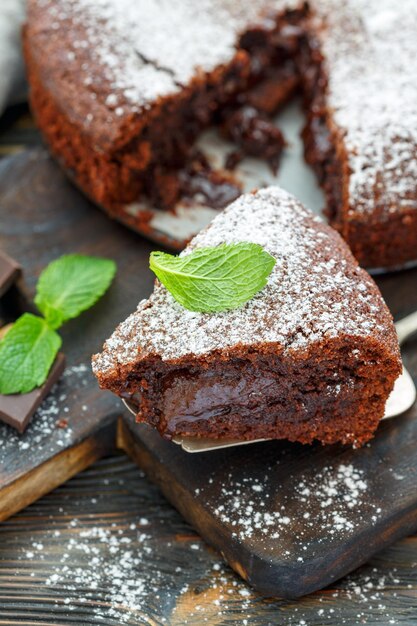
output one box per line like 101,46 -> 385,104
300,0 -> 417,270
92,187 -> 401,447
23,0 -> 303,212
24,0 -> 417,270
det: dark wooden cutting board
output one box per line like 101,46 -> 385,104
0,148 -> 155,520
0,147 -> 416,598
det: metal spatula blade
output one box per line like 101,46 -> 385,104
123,313 -> 417,453
384,367 -> 416,419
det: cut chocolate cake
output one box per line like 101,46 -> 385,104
92,187 -> 401,447
301,0 -> 417,270
23,0 -> 303,213
24,0 -> 417,269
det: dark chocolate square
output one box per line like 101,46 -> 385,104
0,353 -> 66,433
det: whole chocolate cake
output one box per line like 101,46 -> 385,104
24,0 -> 417,270
92,187 -> 401,447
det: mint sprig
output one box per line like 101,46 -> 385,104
35,254 -> 117,329
0,254 -> 116,395
0,314 -> 61,395
150,242 -> 276,313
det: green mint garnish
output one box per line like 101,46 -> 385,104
35,254 -> 117,330
0,314 -> 61,394
149,242 -> 275,313
0,254 -> 116,395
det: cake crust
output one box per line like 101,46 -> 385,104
93,187 -> 401,447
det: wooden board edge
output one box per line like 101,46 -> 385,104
0,418 -> 117,522
117,418 -> 417,598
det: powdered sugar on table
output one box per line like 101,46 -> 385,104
207,461 -> 381,544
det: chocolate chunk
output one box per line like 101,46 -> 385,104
222,105 -> 286,174
244,63 -> 300,115
225,151 -> 243,171
179,151 -> 242,209
0,251 -> 21,298
0,353 -> 66,433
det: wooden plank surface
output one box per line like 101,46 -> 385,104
0,453 -> 416,625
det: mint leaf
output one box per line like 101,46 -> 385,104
149,243 -> 276,313
0,313 -> 61,394
35,254 -> 116,329
0,254 -> 116,395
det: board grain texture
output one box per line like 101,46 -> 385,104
0,454 -> 416,625
0,144 -> 416,622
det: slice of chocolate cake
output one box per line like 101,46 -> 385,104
92,187 -> 401,447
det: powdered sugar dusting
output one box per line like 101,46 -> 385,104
30,0 -> 178,115
315,0 -> 417,217
93,187 -> 395,373
14,455 -> 411,624
33,0 -> 300,111
207,461 -> 380,543
0,363 -> 90,466
44,521 -> 155,622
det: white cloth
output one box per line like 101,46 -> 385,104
0,0 -> 26,115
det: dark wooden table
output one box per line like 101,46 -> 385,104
0,106 -> 416,626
